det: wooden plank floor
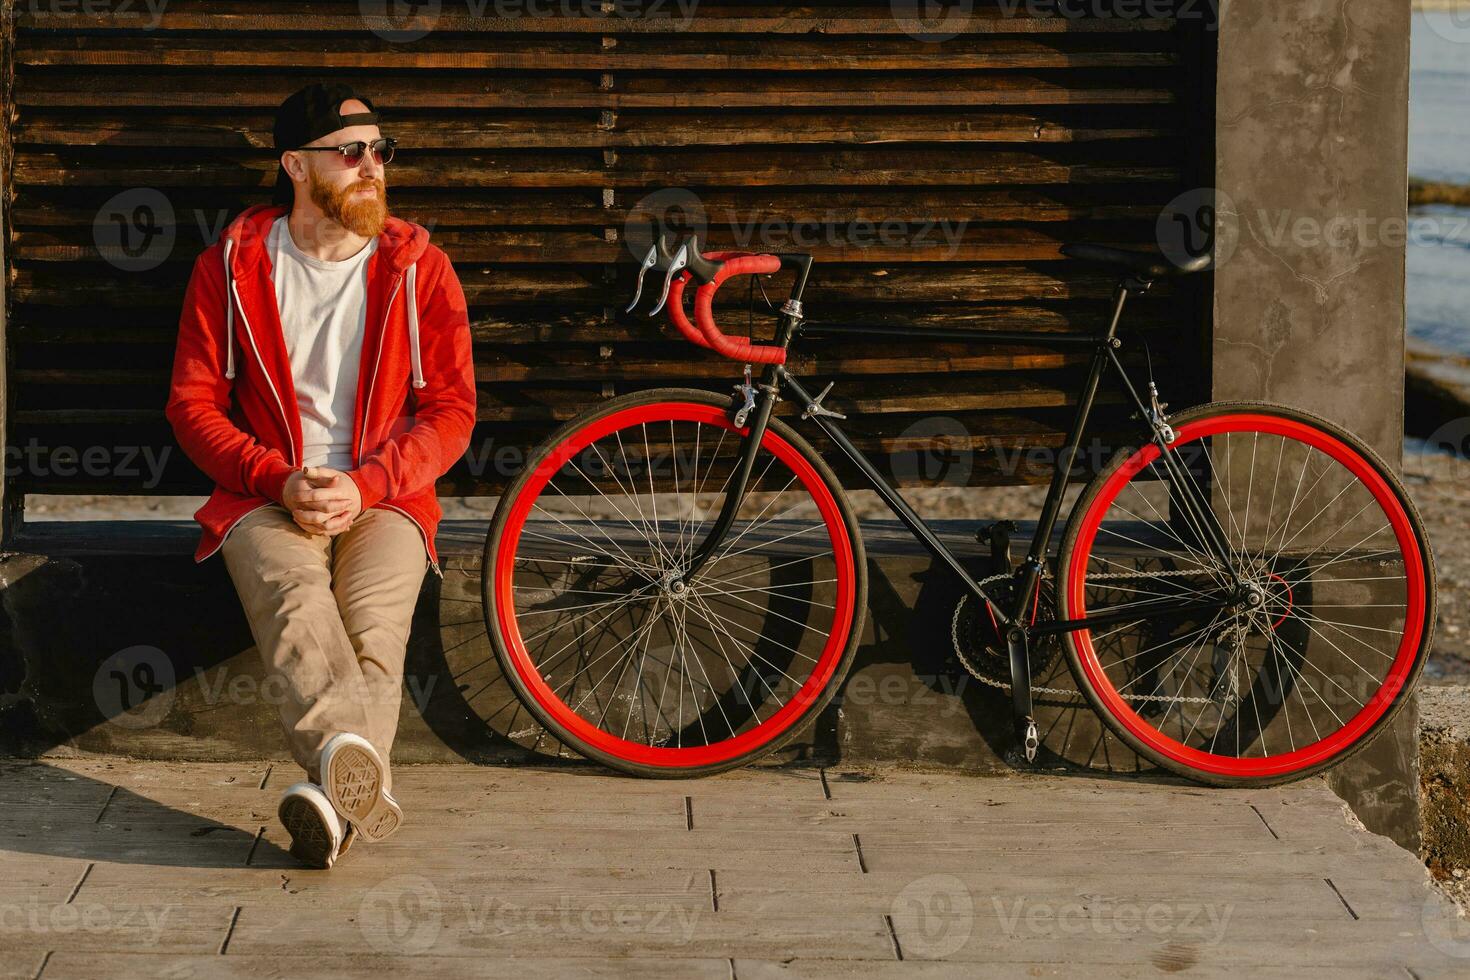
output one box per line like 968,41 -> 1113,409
1,758 -> 1467,978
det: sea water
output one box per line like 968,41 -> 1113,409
1410,12 -> 1470,357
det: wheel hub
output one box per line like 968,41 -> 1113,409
659,569 -> 690,598
1233,565 -> 1293,634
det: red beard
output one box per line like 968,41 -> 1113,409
308,168 -> 388,239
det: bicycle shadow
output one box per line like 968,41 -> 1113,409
411,556 -> 843,769
823,558 -> 1152,781
412,544 -> 1162,779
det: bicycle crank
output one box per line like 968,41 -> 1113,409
951,579 -> 1061,688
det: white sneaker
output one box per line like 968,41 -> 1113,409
277,782 -> 348,869
320,732 -> 403,843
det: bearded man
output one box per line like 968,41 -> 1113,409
164,82 -> 477,868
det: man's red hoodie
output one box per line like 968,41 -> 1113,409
165,203 -> 476,576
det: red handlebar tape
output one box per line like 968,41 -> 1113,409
662,251 -> 788,366
665,274 -> 712,350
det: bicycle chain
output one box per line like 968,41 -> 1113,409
950,567 -> 1221,705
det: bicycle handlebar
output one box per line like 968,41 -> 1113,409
626,225 -> 794,365
691,253 -> 786,365
655,238 -> 788,366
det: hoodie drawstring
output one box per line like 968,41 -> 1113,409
406,261 -> 426,390
222,238 -> 236,380
223,231 -> 424,391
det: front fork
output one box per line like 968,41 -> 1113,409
678,258 -> 812,585
679,364 -> 782,583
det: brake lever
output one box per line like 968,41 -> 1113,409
648,242 -> 689,317
625,242 -> 660,313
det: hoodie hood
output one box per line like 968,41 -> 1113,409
217,204 -> 432,389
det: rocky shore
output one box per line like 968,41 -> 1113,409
1412,179 -> 1470,208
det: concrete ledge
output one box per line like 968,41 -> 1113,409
0,518 -> 1419,850
0,518 -> 1135,776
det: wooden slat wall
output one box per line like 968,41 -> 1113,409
2,0 -> 1213,502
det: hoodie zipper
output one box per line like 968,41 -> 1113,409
228,250 -> 298,469
355,273 -> 442,578
194,245 -> 302,565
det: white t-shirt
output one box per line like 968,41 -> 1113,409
267,216 -> 377,470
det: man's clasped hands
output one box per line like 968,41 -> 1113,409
281,466 -> 364,537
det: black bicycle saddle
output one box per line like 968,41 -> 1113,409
1061,243 -> 1214,280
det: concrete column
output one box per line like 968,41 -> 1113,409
1213,0 -> 1417,848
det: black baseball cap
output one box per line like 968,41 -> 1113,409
272,82 -> 380,204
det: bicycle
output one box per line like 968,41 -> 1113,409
481,233 -> 1436,786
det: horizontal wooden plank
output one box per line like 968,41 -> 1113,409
14,70 -> 1179,110
7,265 -> 1144,306
14,2 -> 1183,36
11,341 -> 1122,387
11,155 -> 1179,191
9,300 -> 1181,345
9,403 -> 1128,443
15,225 -> 1162,266
17,35 -> 1180,72
24,386 -> 1140,429
11,375 -> 1136,424
11,186 -> 1175,230
13,348 -> 1166,391
14,109 -> 1182,150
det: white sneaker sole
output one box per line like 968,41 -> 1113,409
322,735 -> 403,843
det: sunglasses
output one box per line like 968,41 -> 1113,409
295,136 -> 397,167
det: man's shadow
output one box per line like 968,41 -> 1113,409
0,550 -> 299,869
0,760 -> 295,869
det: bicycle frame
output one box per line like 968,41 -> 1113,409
674,255 -> 1247,746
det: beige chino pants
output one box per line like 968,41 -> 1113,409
220,504 -> 427,791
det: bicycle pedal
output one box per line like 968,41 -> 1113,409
975,519 -> 1018,543
1021,718 -> 1040,763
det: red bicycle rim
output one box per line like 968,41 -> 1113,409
1066,413 -> 1427,779
494,401 -> 858,768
